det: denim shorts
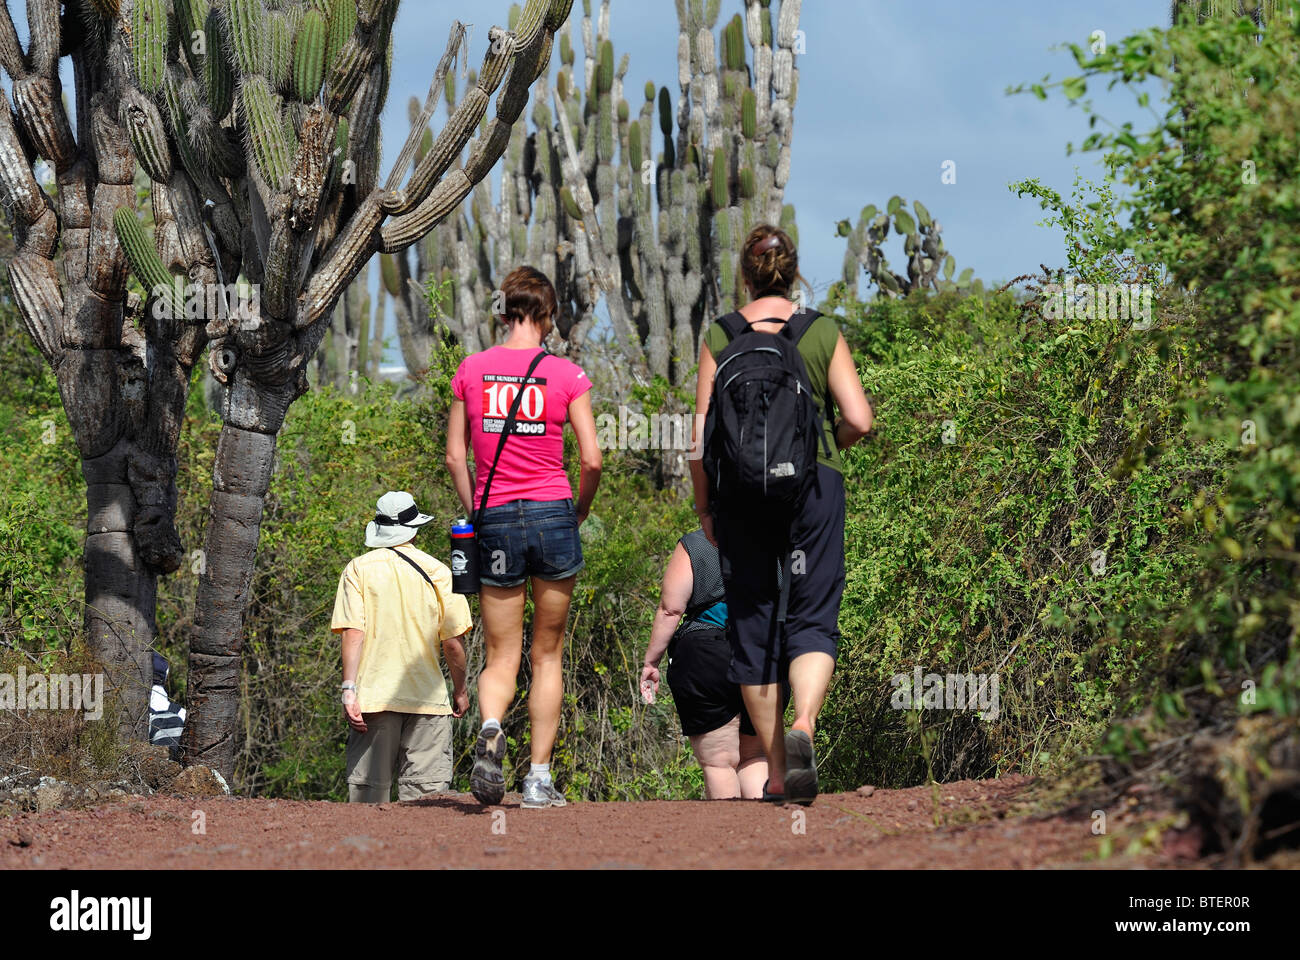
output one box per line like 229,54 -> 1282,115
476,498 -> 585,588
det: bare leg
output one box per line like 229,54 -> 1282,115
688,716 -> 742,799
478,584 -> 526,724
788,651 -> 835,737
740,683 -> 786,793
736,732 -> 769,799
527,575 -> 575,765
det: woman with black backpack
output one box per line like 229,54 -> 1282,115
690,224 -> 874,805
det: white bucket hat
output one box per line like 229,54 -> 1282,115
365,491 -> 434,548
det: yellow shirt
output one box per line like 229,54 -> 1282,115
330,543 -> 473,715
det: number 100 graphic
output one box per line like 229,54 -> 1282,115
482,374 -> 548,435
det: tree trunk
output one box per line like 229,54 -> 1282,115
177,0 -> 573,785
183,420 -> 280,779
82,439 -> 156,739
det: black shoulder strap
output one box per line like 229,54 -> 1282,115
720,309 -> 822,346
387,547 -> 436,590
785,308 -> 821,344
785,309 -> 835,459
717,312 -> 747,343
474,349 -> 547,528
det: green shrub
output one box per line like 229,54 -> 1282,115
1021,3 -> 1300,849
814,270 -> 1218,790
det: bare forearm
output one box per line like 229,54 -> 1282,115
576,463 -> 601,517
689,457 -> 709,513
341,629 -> 364,684
442,634 -> 467,691
447,458 -> 474,516
645,606 -> 681,667
834,416 -> 869,450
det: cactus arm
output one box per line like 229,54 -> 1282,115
304,0 -> 571,331
378,0 -> 547,237
0,86 -> 62,364
0,4 -> 26,78
4,3 -> 78,176
765,0 -> 799,223
381,20 -> 467,194
293,8 -> 328,101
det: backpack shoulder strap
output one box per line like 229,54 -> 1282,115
785,308 -> 822,344
716,312 -> 747,343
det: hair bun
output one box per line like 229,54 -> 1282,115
739,224 -> 799,298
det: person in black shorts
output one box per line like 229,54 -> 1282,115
689,224 -> 874,805
641,527 -> 783,799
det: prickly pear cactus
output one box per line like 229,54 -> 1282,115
839,197 -> 982,299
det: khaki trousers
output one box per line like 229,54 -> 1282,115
346,711 -> 453,803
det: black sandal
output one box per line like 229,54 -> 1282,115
760,779 -> 786,803
784,729 -> 818,806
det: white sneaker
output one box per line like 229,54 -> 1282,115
520,777 -> 567,808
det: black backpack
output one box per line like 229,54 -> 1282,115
702,309 -> 832,620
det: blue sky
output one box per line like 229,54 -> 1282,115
17,0 -> 1174,366
374,0 -> 1170,360
380,0 -> 1176,291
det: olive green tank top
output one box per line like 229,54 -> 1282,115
702,311 -> 843,474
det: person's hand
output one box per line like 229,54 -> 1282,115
343,689 -> 367,733
640,663 -> 659,704
452,686 -> 470,718
700,512 -> 718,547
576,504 -> 590,525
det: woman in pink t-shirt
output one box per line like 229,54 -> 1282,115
445,266 -> 602,809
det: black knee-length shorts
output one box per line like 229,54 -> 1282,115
665,627 -> 753,736
665,626 -> 792,736
715,463 -> 846,686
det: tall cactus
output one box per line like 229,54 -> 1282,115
2,0 -> 572,779
398,0 -> 804,390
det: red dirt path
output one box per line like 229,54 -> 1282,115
0,774 -> 1172,869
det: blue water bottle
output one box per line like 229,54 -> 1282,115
450,518 -> 479,594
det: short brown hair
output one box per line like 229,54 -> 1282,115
740,224 -> 802,298
498,266 -> 557,340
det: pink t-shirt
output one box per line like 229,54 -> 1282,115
451,347 -> 592,510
